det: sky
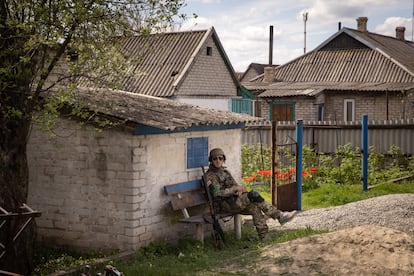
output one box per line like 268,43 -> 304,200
178,0 -> 414,72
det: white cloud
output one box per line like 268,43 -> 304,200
375,17 -> 413,38
180,0 -> 412,71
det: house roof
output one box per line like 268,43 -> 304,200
117,27 -> 239,97
244,27 -> 414,98
70,88 -> 265,131
318,28 -> 414,74
251,82 -> 414,98
239,63 -> 278,82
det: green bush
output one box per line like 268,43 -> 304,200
242,143 -> 413,191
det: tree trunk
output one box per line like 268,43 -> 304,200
0,117 -> 37,275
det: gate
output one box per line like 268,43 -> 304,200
271,121 -> 303,211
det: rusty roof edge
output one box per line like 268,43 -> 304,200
172,28 -> 210,89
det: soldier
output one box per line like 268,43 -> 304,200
205,148 -> 297,241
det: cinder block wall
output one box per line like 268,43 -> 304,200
27,119 -> 137,251
27,118 -> 242,252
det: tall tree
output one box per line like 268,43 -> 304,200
0,0 -> 185,274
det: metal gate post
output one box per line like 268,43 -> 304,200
296,120 -> 303,211
362,115 -> 368,191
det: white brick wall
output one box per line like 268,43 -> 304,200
176,36 -> 238,111
27,118 -> 243,252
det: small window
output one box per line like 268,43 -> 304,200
344,99 -> 355,122
187,137 -> 209,169
206,46 -> 212,56
317,103 -> 324,121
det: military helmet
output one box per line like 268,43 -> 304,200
209,148 -> 226,162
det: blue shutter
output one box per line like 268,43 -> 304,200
187,137 -> 209,168
231,98 -> 252,115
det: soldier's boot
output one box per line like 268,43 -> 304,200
258,229 -> 269,241
278,210 -> 297,225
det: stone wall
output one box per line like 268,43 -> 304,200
27,118 -> 242,252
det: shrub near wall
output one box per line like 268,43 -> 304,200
242,144 -> 414,193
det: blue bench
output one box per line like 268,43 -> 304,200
164,179 -> 241,243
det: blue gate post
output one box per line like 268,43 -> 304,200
362,115 -> 368,191
296,120 -> 303,211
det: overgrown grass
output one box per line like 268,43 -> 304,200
81,227 -> 323,275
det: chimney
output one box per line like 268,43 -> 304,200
263,66 -> 275,83
356,17 -> 368,32
396,26 -> 406,41
269,25 -> 273,65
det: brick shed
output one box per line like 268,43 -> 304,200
27,88 -> 264,252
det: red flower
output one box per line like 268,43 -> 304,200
258,170 -> 272,176
244,173 -> 257,183
310,167 -> 318,172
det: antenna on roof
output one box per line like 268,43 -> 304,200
303,12 -> 309,54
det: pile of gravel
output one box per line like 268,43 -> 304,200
272,194 -> 414,233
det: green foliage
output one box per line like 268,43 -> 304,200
242,143 -> 413,192
241,143 -> 414,208
1,0 -> 188,132
241,144 -> 271,178
32,245 -> 109,276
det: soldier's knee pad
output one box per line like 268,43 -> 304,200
247,190 -> 264,203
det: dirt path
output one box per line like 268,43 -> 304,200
207,194 -> 414,275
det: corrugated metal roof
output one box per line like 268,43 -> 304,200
252,82 -> 414,98
271,48 -> 414,83
119,29 -> 208,97
341,28 -> 414,74
245,28 -> 414,98
70,88 -> 265,130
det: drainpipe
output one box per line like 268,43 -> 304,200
386,90 -> 389,120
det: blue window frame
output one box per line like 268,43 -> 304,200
187,137 -> 209,169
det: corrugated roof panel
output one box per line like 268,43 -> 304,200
272,49 -> 414,83
118,30 -> 207,97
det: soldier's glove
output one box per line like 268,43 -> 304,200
247,190 -> 265,203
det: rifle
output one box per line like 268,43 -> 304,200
201,166 -> 225,249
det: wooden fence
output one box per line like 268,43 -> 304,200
243,119 -> 414,155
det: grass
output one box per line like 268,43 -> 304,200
33,179 -> 414,275
88,227 -> 323,276
302,180 -> 414,209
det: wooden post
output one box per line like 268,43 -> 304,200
195,224 -> 204,244
234,214 -> 241,239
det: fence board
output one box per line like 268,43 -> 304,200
243,119 -> 414,154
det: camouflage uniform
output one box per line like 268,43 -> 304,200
205,164 -> 282,239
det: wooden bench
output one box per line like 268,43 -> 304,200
163,179 -> 241,243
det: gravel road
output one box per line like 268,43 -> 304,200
272,193 -> 414,233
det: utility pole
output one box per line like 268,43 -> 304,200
303,12 -> 309,54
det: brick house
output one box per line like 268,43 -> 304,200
243,17 -> 414,122
114,27 -> 242,112
27,88 -> 263,252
